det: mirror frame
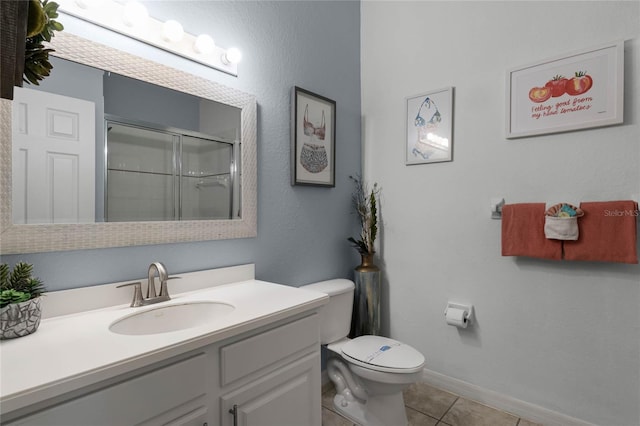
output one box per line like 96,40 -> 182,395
0,32 -> 257,254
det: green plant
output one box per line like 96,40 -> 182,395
0,263 -> 45,309
23,0 -> 64,85
347,175 -> 380,256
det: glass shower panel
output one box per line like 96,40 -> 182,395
106,123 -> 176,222
181,135 -> 233,220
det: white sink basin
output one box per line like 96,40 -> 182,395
109,301 -> 235,335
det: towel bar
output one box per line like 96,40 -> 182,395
491,198 -> 506,219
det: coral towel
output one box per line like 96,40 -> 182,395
501,203 -> 562,260
563,201 -> 638,264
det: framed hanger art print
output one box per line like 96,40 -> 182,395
291,86 -> 336,187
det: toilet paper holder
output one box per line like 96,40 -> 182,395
444,302 -> 474,327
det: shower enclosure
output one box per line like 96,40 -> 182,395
105,118 -> 238,222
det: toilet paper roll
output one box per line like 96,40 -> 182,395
445,307 -> 468,328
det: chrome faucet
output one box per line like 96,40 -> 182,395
117,262 -> 176,307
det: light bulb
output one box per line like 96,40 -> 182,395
222,47 -> 242,65
76,0 -> 105,9
123,1 -> 148,27
194,34 -> 215,55
162,20 -> 184,43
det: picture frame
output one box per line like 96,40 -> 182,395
405,87 -> 454,165
506,41 -> 624,139
291,86 -> 336,187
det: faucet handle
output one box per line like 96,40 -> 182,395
116,281 -> 144,307
159,276 -> 181,298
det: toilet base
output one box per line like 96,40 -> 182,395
333,390 -> 408,426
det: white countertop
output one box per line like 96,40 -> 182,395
0,276 -> 328,415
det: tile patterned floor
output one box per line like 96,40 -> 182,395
322,382 -> 542,426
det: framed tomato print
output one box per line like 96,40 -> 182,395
506,41 -> 624,139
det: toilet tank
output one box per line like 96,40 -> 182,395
300,279 -> 354,344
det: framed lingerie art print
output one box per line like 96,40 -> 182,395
291,86 -> 336,187
405,87 -> 454,165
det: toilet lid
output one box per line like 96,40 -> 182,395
341,336 -> 425,373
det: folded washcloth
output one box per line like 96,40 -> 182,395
544,203 -> 584,240
502,203 -> 562,260
545,203 -> 584,218
563,201 -> 638,264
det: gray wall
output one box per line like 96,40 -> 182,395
2,1 -> 362,289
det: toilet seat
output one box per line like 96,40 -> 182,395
341,335 -> 425,374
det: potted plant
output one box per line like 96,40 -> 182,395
348,175 -> 380,263
23,0 -> 63,85
347,175 -> 382,337
0,262 -> 45,339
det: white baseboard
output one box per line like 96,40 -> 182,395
420,368 -> 596,426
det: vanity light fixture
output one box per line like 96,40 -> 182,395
122,1 -> 148,27
194,34 -> 215,55
57,0 -> 241,76
162,20 -> 184,43
222,47 -> 242,65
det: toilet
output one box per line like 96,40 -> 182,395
302,279 -> 425,426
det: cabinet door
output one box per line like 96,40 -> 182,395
221,352 -> 321,426
8,354 -> 209,426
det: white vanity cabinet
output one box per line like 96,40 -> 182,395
4,313 -> 321,426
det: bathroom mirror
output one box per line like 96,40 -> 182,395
0,32 -> 257,254
13,56 -> 242,224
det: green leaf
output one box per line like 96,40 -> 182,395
24,72 -> 40,85
23,1 -> 63,84
10,262 -> 33,287
0,289 -> 31,308
1,263 -> 45,298
24,278 -> 45,298
347,237 -> 369,256
0,264 -> 9,289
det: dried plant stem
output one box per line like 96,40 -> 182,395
348,175 -> 380,255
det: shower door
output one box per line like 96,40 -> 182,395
106,122 -> 177,222
106,120 -> 235,222
181,135 -> 233,220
